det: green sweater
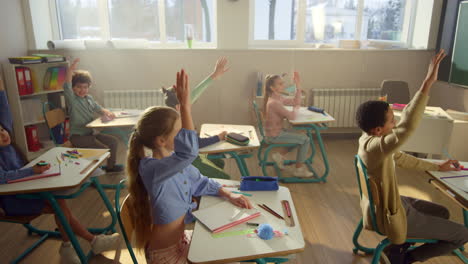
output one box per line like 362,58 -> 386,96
63,82 -> 103,136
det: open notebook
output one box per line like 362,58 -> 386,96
192,201 -> 260,233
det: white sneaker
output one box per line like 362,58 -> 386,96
272,152 -> 285,170
91,233 -> 121,255
59,242 -> 80,264
293,167 -> 314,177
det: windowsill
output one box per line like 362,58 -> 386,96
32,47 -> 433,52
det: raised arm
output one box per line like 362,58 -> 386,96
191,57 -> 229,104
63,58 -> 80,98
364,50 -> 446,154
282,72 -> 302,106
0,75 -> 13,132
175,69 -> 195,131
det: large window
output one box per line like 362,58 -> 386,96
55,0 -> 216,46
251,0 -> 415,47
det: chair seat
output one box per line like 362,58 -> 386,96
0,214 -> 41,224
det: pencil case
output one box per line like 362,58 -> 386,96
240,176 -> 279,191
307,106 -> 325,114
226,133 -> 250,146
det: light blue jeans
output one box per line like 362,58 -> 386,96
265,130 -> 310,163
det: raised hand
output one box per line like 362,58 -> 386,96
175,69 -> 190,107
424,50 -> 446,85
293,71 -> 301,85
66,58 -> 80,83
211,57 -> 230,80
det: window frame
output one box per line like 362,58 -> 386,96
249,0 -> 418,49
50,0 -> 217,49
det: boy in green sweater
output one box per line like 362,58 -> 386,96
64,58 -> 122,173
356,50 -> 468,263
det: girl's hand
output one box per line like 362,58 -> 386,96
424,50 -> 446,85
228,193 -> 253,209
438,159 -> 461,172
175,69 -> 190,107
70,58 -> 80,71
33,163 -> 51,174
211,57 -> 229,80
218,131 -> 227,141
293,71 -> 301,86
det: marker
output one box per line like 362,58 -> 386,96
232,191 -> 252,197
443,149 -> 460,169
246,222 -> 259,227
36,162 -> 49,166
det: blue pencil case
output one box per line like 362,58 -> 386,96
307,106 -> 325,114
239,176 -> 279,191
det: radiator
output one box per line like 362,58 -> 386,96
103,90 -> 164,110
313,88 -> 381,128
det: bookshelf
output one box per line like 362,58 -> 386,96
2,61 -> 69,160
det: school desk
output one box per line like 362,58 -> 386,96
86,108 -> 143,128
188,179 -> 305,264
0,147 -> 117,264
283,106 -> 335,183
199,124 -> 261,176
393,106 -> 454,157
426,160 -> 468,263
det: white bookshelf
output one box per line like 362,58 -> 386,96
2,61 -> 69,161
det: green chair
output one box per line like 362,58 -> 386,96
352,155 -> 468,264
252,101 -> 300,177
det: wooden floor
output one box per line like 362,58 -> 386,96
1,136 -> 466,263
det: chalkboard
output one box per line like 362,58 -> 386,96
450,1 -> 468,88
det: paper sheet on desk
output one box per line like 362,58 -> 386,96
203,128 -> 244,137
430,170 -> 468,192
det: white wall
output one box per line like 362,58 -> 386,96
38,48 -> 448,127
0,0 -> 28,63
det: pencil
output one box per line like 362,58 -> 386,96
440,175 -> 468,180
258,204 -> 284,220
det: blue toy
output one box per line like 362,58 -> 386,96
257,224 -> 275,240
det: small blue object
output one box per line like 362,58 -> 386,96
307,106 -> 325,114
257,224 -> 275,240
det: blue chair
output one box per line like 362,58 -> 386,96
352,155 -> 468,264
252,101 -> 300,177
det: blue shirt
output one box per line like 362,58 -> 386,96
139,129 -> 222,225
198,135 -> 219,148
0,91 -> 34,184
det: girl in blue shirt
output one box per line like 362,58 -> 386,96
127,69 -> 253,264
0,76 -> 120,264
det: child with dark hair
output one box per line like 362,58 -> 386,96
356,50 -> 468,263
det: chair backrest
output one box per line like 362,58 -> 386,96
42,102 -> 66,145
252,101 -> 265,138
380,80 -> 410,104
115,182 -> 138,264
354,155 -> 383,235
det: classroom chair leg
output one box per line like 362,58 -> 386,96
454,249 -> 468,264
90,177 -> 118,234
24,223 -> 61,238
10,233 -> 49,264
372,239 -> 391,264
352,219 -> 375,255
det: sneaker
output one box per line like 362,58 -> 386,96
91,233 -> 121,255
104,164 -> 124,173
59,242 -> 80,264
293,167 -> 314,177
383,243 -> 413,264
272,153 -> 285,170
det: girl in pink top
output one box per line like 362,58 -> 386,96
263,72 -> 313,177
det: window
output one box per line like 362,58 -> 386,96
250,0 -> 417,48
55,0 -> 216,46
253,0 -> 298,40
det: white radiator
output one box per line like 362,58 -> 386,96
103,90 -> 164,110
313,88 -> 381,128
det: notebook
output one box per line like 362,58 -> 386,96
8,166 -> 61,184
192,202 -> 260,233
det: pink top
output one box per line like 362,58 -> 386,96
264,89 -> 302,137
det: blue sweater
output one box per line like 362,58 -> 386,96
0,91 -> 34,184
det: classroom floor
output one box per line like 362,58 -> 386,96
1,136 -> 466,264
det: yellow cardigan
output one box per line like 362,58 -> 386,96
358,91 -> 439,244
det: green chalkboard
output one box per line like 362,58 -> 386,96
451,1 -> 468,88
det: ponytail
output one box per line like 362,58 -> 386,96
263,75 -> 281,115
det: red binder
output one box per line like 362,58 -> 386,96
25,125 -> 41,152
24,68 -> 33,94
15,67 -> 26,95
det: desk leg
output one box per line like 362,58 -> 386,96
40,192 -> 88,264
283,124 -> 330,183
90,177 -> 118,234
228,151 -> 251,176
464,208 -> 468,228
